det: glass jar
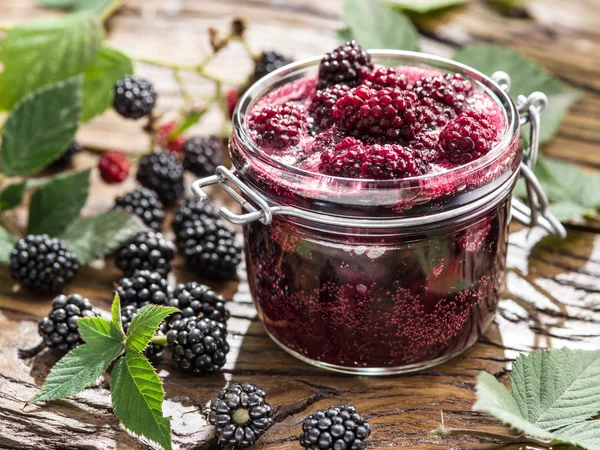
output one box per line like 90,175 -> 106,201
193,51 -> 565,375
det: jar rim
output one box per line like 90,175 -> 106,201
232,49 -> 519,187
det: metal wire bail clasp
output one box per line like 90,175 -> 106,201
191,166 -> 274,225
492,72 -> 566,238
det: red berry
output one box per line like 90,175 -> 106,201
414,73 -> 474,114
320,137 -> 366,178
226,88 -> 239,118
438,110 -> 496,164
362,67 -> 410,91
333,85 -> 419,142
98,152 -> 131,184
248,102 -> 306,150
156,121 -> 185,154
318,41 -> 373,90
307,84 -> 350,133
361,144 -> 423,179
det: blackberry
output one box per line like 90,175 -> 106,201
415,98 -> 454,133
98,151 -> 131,184
38,294 -> 99,352
115,270 -> 173,307
253,50 -> 292,81
113,75 -> 157,120
167,282 -> 230,324
156,121 -> 186,154
414,73 -> 474,114
166,316 -> 229,374
300,405 -> 371,450
178,218 -> 242,281
438,110 -> 496,164
320,137 -> 366,178
172,197 -> 220,241
317,41 -> 373,90
50,141 -> 82,168
115,232 -> 176,278
307,85 -> 351,134
10,235 -> 79,294
182,136 -> 224,177
248,102 -> 307,150
114,187 -> 165,232
121,304 -> 164,359
362,67 -> 410,91
360,144 -> 423,179
207,382 -> 274,448
333,86 -> 419,142
136,151 -> 185,205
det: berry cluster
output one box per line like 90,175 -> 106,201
249,102 -> 307,150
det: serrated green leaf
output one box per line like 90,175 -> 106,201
453,44 -> 580,143
125,305 -> 178,353
0,181 -> 26,212
343,0 -> 420,51
111,352 -> 172,450
0,227 -> 19,264
31,341 -> 123,403
78,316 -> 124,346
383,0 -> 468,14
0,77 -> 83,177
28,169 -> 91,236
474,372 -> 554,439
554,421 -> 600,450
0,13 -> 103,110
59,210 -> 146,265
510,349 -> 600,431
82,46 -> 133,122
112,292 -> 125,334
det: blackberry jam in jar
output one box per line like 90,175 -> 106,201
193,49 -> 565,374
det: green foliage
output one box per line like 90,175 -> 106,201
59,210 -> 147,265
28,170 -> 91,236
0,227 -> 19,264
82,46 -> 133,122
78,316 -> 125,346
343,0 -> 420,51
40,0 -> 113,13
0,13 -> 103,110
383,0 -> 469,14
0,181 -> 27,212
125,305 -> 179,353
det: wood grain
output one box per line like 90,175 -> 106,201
0,0 -> 599,449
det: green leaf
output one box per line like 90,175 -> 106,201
28,169 -> 91,236
39,0 -> 77,7
31,340 -> 123,403
59,210 -> 147,265
0,181 -> 27,212
343,0 -> 419,51
125,305 -> 178,353
383,0 -> 468,14
111,352 -> 172,450
78,316 -> 124,346
0,77 -> 83,177
336,27 -> 355,43
0,13 -> 103,110
71,0 -> 112,12
473,372 -> 554,439
509,349 -> 600,431
82,46 -> 133,122
112,292 -> 125,334
555,421 -> 600,450
0,227 -> 19,264
453,44 -> 580,143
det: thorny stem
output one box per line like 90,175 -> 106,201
18,341 -> 47,359
173,68 -> 194,111
132,55 -> 242,85
433,426 -> 554,447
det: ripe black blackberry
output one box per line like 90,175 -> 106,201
166,316 -> 229,374
178,218 -> 242,281
121,304 -> 164,359
50,141 -> 82,168
167,282 -> 230,324
136,151 -> 184,205
113,75 -> 157,120
300,405 -> 371,450
115,232 -> 176,278
10,235 -> 79,294
253,50 -> 292,81
172,197 -> 219,241
114,187 -> 165,231
182,136 -> 224,177
207,382 -> 274,448
317,41 -> 373,90
115,270 -> 173,307
38,294 -> 99,352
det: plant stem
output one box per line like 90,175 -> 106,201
151,335 -> 168,346
100,0 -> 124,23
432,426 -> 554,447
173,68 -> 194,110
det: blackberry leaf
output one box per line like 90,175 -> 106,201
111,352 -> 172,450
125,305 -> 178,353
554,421 -> 600,450
0,181 -> 26,212
78,316 -> 125,346
0,227 -> 18,264
112,292 -> 125,334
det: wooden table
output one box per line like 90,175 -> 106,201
1,1 -> 599,449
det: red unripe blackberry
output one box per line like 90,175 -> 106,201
333,86 -> 419,142
317,41 -> 373,90
98,152 -> 131,184
248,102 -> 307,150
307,84 -> 350,134
156,121 -> 186,154
438,110 -> 496,164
